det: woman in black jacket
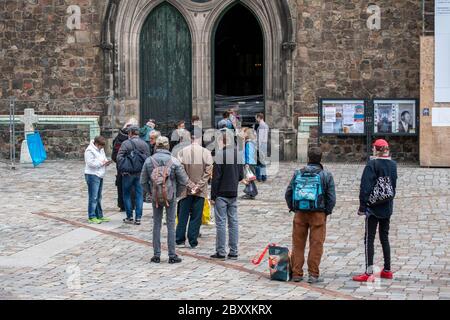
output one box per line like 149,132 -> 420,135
353,139 -> 398,282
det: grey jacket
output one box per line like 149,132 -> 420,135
117,136 -> 151,174
140,149 -> 191,198
285,163 -> 336,215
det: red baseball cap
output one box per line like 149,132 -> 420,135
373,139 -> 389,148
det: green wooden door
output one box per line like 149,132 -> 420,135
140,2 -> 192,135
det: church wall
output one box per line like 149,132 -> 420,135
0,0 -> 423,162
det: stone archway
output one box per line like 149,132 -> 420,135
102,0 -> 297,158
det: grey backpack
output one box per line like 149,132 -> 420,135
150,157 -> 174,208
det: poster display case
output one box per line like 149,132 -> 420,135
373,99 -> 419,136
319,99 -> 366,136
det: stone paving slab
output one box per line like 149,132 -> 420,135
0,161 -> 449,300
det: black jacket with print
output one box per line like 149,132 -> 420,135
359,158 -> 398,218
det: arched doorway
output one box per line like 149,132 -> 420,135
139,2 -> 192,135
212,3 -> 264,128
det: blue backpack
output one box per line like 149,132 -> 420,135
292,169 -> 326,212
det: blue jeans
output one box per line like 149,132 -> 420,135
122,174 -> 143,220
255,165 -> 267,181
214,197 -> 239,256
176,196 -> 205,247
85,174 -> 103,219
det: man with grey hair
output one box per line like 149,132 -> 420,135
141,136 -> 196,264
117,125 -> 150,226
149,130 -> 161,156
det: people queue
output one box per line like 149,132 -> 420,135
84,112 -> 397,283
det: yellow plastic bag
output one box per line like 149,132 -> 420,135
175,198 -> 211,225
202,198 -> 211,225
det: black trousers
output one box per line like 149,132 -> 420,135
365,215 -> 391,273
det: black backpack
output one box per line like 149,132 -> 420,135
118,140 -> 147,174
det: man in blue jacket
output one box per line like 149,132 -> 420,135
285,147 -> 336,284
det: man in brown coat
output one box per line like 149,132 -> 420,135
175,127 -> 214,249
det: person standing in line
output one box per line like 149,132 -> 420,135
176,127 -> 214,249
241,128 -> 258,200
141,137 -> 196,264
140,119 -> 156,148
112,120 -> 137,212
170,120 -> 191,152
84,136 -> 112,224
353,139 -> 398,282
255,113 -> 269,182
117,125 -> 150,226
149,130 -> 161,156
285,147 -> 336,284
217,111 -> 233,130
210,129 -> 244,260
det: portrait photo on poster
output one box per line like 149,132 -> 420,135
374,99 -> 417,135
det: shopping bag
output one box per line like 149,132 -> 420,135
243,182 -> 258,197
26,132 -> 47,167
176,198 -> 211,225
244,166 -> 256,181
252,243 -> 291,282
202,198 -> 211,225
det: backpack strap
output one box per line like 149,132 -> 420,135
150,156 -> 159,168
149,157 -> 160,208
128,139 -> 137,153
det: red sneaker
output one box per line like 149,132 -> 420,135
352,273 -> 375,282
380,270 -> 393,279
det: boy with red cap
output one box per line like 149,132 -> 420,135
353,139 -> 398,282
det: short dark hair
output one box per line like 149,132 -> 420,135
192,115 -> 200,122
256,113 -> 264,120
94,136 -> 106,146
177,120 -> 185,127
223,111 -> 230,119
401,111 -> 411,119
308,147 -> 322,164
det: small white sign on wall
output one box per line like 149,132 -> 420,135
435,0 -> 450,102
432,108 -> 450,126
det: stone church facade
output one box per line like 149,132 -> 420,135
0,0 -> 422,161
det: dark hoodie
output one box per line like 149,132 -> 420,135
211,145 -> 244,201
285,163 -> 336,215
112,129 -> 129,163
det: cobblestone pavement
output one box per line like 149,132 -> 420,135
0,160 -> 449,300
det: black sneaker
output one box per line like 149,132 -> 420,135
123,218 -> 134,224
150,256 -> 160,264
134,219 -> 141,225
292,276 -> 304,283
210,253 -> 226,260
169,256 -> 182,264
227,254 -> 238,260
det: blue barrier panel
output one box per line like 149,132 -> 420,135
26,132 -> 47,167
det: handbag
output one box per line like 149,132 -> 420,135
367,161 -> 395,207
